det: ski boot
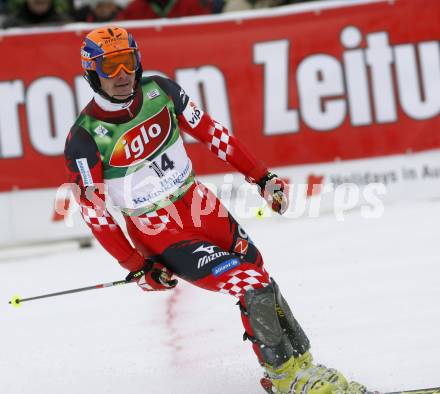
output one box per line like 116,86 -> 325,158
239,280 -> 371,394
260,350 -> 348,394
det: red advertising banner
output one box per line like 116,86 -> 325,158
0,0 -> 439,192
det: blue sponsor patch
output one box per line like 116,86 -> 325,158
212,258 -> 241,277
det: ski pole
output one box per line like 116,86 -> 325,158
9,278 -> 133,308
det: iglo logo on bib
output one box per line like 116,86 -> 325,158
110,106 -> 172,167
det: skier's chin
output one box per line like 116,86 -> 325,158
112,92 -> 132,100
111,84 -> 134,99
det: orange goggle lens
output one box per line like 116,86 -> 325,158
98,50 -> 138,78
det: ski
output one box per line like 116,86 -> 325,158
384,388 -> 440,394
260,380 -> 440,394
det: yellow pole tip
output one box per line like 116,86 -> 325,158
10,295 -> 22,308
256,207 -> 265,220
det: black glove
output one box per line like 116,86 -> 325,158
255,172 -> 289,214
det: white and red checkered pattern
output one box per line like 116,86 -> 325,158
207,121 -> 233,161
137,208 -> 171,227
81,205 -> 118,230
217,269 -> 269,298
137,275 -> 155,291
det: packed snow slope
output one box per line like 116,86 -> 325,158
1,200 -> 439,394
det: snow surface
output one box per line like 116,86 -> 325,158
1,199 -> 439,394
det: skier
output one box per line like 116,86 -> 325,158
64,26 -> 362,394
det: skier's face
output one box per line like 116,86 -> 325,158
99,68 -> 136,100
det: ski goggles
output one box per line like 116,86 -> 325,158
94,49 -> 139,79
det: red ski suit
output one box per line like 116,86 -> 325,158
64,76 -> 271,362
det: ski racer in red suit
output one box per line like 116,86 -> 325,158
64,26 -> 364,394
